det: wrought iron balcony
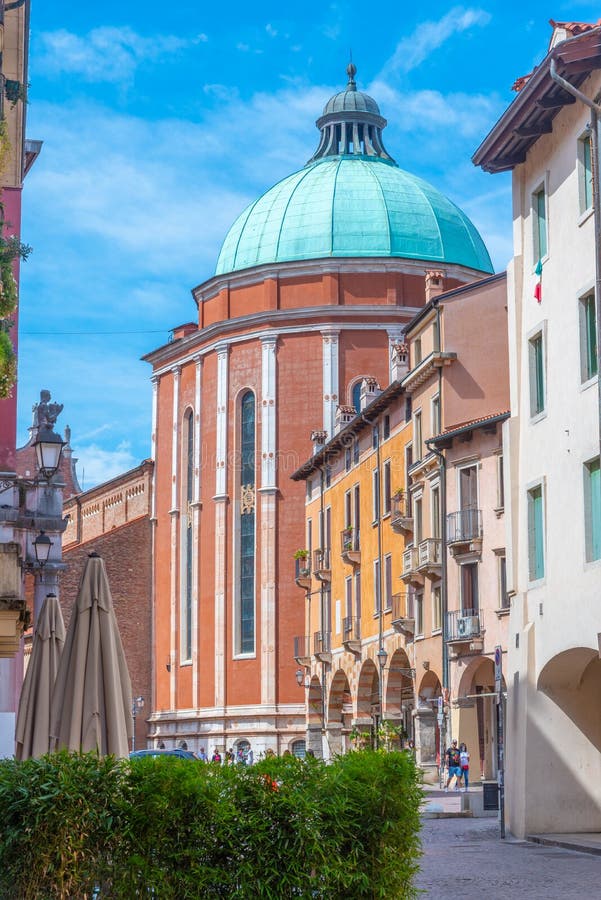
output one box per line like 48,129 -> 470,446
313,630 -> 332,663
446,608 -> 483,645
390,492 -> 413,532
313,548 -> 331,582
294,555 -> 311,590
391,592 -> 415,635
417,538 -> 442,573
293,634 -> 312,666
447,509 -> 483,546
342,615 -> 361,653
340,526 -> 360,565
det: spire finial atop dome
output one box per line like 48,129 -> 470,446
306,62 -> 396,166
346,55 -> 357,91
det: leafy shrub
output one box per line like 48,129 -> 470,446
0,750 -> 422,899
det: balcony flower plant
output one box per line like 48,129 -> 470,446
293,549 -> 310,578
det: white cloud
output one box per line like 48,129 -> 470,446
265,24 -> 278,38
36,26 -> 205,84
380,7 -> 492,77
75,441 -> 139,489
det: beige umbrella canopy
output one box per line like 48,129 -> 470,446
15,591 -> 65,760
50,552 -> 133,757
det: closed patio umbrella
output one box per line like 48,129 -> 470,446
50,552 -> 133,757
15,591 -> 65,759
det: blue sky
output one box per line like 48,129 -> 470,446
16,1 -> 598,487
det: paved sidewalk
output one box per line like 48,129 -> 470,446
417,817 -> 601,898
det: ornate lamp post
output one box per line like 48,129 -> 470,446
131,696 -> 145,752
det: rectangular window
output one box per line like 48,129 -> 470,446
372,468 -> 380,522
499,555 -> 509,608
431,394 -> 441,437
354,570 -> 361,620
533,184 -> 547,261
405,396 -> 412,423
461,563 -> 479,612
415,590 -> 424,635
497,454 -> 505,510
325,465 -> 331,488
528,484 -> 545,580
413,337 -> 422,366
383,459 -> 392,515
353,483 -> 360,532
344,490 -> 352,528
584,457 -> 601,562
384,554 -> 392,610
459,464 -> 478,510
383,414 -> 391,440
579,132 -> 593,213
345,576 -> 353,619
353,438 -> 359,465
373,559 -> 381,614
405,444 -> 413,516
306,479 -> 312,499
414,495 -> 423,544
431,484 -> 440,540
414,410 -> 423,460
432,584 -> 442,632
345,446 -> 351,472
580,292 -> 598,383
529,332 -> 545,417
372,425 -> 379,449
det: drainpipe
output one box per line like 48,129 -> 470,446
550,58 -> 601,461
362,412 -> 384,746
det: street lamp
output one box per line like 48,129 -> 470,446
131,696 -> 145,752
33,530 -> 52,566
33,428 -> 66,481
296,668 -> 310,688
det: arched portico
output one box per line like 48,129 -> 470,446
384,647 -> 414,745
455,656 -> 505,780
414,670 -> 442,780
327,668 -> 352,755
306,675 -> 324,757
355,659 -> 380,747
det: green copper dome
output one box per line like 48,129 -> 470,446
215,157 -> 493,276
215,65 -> 493,277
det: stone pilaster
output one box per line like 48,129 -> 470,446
321,329 -> 340,439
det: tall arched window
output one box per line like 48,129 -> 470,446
239,391 -> 256,654
352,380 -> 363,413
181,409 -> 194,662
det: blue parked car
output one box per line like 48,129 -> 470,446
129,748 -> 200,760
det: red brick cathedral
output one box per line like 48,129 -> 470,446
145,65 -> 493,755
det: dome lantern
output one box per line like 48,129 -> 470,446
307,63 -> 395,165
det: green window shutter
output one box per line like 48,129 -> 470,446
584,137 -> 593,210
536,189 -> 547,259
587,295 -> 598,379
590,459 -> 600,562
528,486 -> 545,580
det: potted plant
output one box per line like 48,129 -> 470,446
294,549 -> 310,579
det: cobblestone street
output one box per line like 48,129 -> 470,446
417,818 -> 601,898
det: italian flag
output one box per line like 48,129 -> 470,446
534,258 -> 543,303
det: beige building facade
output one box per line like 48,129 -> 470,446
474,22 -> 601,836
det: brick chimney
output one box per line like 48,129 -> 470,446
425,270 -> 445,303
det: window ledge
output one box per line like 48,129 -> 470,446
495,607 -> 510,618
578,207 -> 594,228
494,506 -> 504,518
529,410 -> 547,426
580,374 -> 598,393
431,628 -> 442,636
179,660 -> 192,668
414,633 -> 425,641
233,653 -> 257,661
531,253 -> 549,273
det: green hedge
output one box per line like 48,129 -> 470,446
0,749 -> 422,899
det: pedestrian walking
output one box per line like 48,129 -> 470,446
211,749 -> 222,764
444,739 -> 462,792
198,746 -> 207,762
459,742 -> 470,792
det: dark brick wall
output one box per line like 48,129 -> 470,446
61,516 -> 153,751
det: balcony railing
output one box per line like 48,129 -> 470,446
446,608 -> 483,642
391,492 -> 413,531
447,509 -> 482,545
391,591 -> 414,622
313,548 -> 331,581
402,546 -> 420,579
293,634 -> 311,664
294,555 -> 311,590
418,538 -> 442,570
342,615 -> 361,642
340,527 -> 361,565
314,630 -> 331,660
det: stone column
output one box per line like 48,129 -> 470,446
321,329 -> 340,439
213,343 -> 229,712
259,334 -> 277,708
